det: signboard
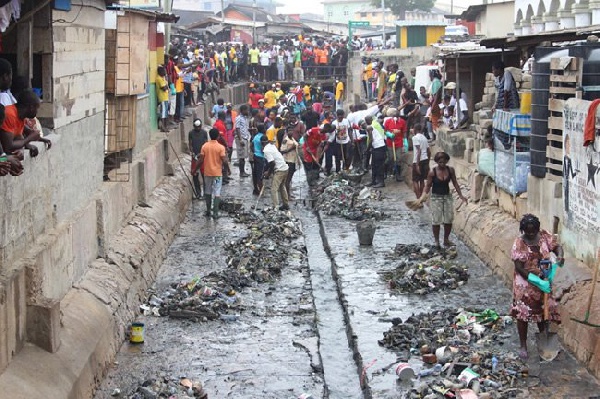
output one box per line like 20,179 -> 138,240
349,21 -> 370,27
563,98 -> 600,233
117,0 -> 160,8
348,20 -> 371,40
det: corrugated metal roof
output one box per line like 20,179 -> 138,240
395,21 -> 447,27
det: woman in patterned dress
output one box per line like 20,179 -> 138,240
510,214 -> 564,360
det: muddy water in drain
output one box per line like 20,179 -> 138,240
301,214 -> 363,399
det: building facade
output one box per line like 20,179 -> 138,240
514,0 -> 599,35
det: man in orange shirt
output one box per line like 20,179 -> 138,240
197,128 -> 230,218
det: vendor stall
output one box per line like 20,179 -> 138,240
493,110 -> 531,195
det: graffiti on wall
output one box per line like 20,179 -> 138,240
563,98 -> 600,233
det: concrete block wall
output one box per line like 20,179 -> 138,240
0,111 -> 192,384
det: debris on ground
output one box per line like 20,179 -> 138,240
311,175 -> 386,221
378,308 -> 527,398
115,376 -> 208,398
140,208 -> 306,322
382,244 -> 467,294
388,243 -> 457,261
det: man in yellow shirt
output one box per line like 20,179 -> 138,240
156,65 -> 170,132
175,57 -> 186,122
275,82 -> 284,100
229,46 -> 238,80
266,116 -> 284,147
335,79 -> 344,111
303,83 -> 312,104
264,84 -> 277,109
248,44 -> 260,78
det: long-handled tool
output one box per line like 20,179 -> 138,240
168,140 -> 199,199
571,252 -> 600,327
535,260 -> 560,361
392,139 -> 402,182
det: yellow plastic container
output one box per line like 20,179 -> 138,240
520,91 -> 532,114
130,322 -> 145,344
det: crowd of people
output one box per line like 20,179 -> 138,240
156,35 -> 352,131
180,53 -> 483,219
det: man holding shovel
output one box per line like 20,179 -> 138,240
197,128 -> 230,218
261,135 -> 290,211
302,124 -> 330,186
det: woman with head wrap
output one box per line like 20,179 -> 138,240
510,214 -> 564,360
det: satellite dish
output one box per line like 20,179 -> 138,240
267,15 -> 273,22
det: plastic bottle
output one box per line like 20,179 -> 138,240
483,379 -> 501,389
491,356 -> 498,373
419,363 -> 442,377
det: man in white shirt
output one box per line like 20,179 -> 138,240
331,109 -> 353,171
365,115 -> 387,188
411,123 -> 430,198
261,135 -> 290,210
259,48 -> 270,81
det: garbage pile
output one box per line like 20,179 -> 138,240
382,244 -> 467,294
379,308 -> 527,398
140,208 -> 305,322
389,243 -> 456,261
216,208 -> 305,287
311,175 -> 386,221
140,279 -> 242,321
112,376 -> 208,398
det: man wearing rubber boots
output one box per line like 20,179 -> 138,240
197,128 -> 230,218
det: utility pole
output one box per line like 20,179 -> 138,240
381,0 -> 385,45
164,0 -> 172,50
220,0 -> 225,23
252,0 -> 257,44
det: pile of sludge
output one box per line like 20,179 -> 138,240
140,208 -> 305,322
111,376 -> 207,399
381,244 -> 468,295
312,175 -> 386,221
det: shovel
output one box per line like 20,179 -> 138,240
535,290 -> 560,362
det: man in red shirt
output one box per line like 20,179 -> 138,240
302,123 -> 331,186
383,108 -> 406,181
248,88 -> 263,111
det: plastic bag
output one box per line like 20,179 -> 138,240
477,148 -> 494,178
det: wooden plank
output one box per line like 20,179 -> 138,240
548,116 -> 564,130
116,63 -> 130,80
548,98 -> 565,113
545,173 -> 563,182
547,133 -> 563,142
546,145 -> 563,161
551,57 -> 578,70
546,162 -> 563,172
550,73 -> 578,83
549,86 -> 576,95
128,15 -> 149,95
117,15 -> 130,33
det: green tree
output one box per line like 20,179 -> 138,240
371,0 -> 435,20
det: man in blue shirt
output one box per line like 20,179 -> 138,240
251,124 -> 266,195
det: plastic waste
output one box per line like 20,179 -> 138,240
491,356 -> 498,373
419,363 -> 442,377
